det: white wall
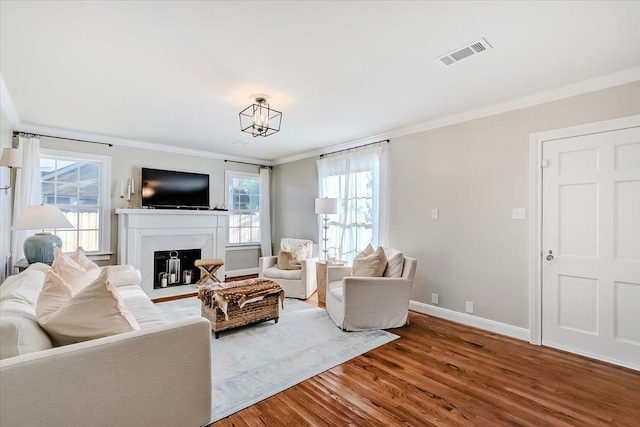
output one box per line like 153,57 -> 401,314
273,80 -> 640,329
38,137 -> 261,269
0,109 -> 14,280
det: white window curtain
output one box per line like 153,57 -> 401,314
11,135 -> 41,265
259,167 -> 272,257
317,143 -> 389,264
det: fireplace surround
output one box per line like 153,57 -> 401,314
116,209 -> 228,299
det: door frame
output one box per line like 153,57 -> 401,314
528,114 -> 640,345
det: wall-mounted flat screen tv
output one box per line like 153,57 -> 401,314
141,168 -> 210,209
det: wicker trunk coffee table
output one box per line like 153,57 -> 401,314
197,278 -> 284,338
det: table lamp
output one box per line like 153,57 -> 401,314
12,204 -> 74,264
315,197 -> 338,261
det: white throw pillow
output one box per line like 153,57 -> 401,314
352,246 -> 387,277
381,247 -> 405,278
51,247 -> 101,294
37,269 -> 140,346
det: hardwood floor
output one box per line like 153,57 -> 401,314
211,304 -> 640,426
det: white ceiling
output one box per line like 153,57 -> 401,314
1,1 -> 639,162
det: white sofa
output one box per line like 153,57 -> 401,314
0,263 -> 212,427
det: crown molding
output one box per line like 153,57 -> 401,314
272,66 -> 640,165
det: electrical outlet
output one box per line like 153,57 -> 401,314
431,293 -> 439,305
431,208 -> 439,219
512,208 -> 526,220
465,301 -> 474,314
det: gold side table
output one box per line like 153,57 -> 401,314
316,260 -> 347,304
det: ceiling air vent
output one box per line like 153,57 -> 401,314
437,38 -> 492,66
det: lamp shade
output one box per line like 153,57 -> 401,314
315,198 -> 338,215
0,148 -> 22,168
12,205 -> 73,230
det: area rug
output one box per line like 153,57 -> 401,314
155,297 -> 399,423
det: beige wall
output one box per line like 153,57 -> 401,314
273,81 -> 640,329
271,156 -> 319,252
38,137 -> 261,269
0,110 -> 14,280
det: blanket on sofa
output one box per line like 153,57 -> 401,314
198,279 -> 284,320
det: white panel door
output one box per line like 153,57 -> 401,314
542,126 -> 640,369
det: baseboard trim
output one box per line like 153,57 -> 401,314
409,300 -> 530,342
225,268 -> 259,278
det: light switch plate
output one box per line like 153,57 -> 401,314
431,208 -> 439,219
512,208 -> 526,220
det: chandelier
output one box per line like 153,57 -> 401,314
239,96 -> 282,137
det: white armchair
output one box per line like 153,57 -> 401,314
259,238 -> 318,299
326,256 -> 417,331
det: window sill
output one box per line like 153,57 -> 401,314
85,252 -> 113,261
226,244 -> 261,252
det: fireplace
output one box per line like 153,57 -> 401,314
116,209 -> 227,298
153,249 -> 202,289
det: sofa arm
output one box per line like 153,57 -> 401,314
300,257 -> 318,284
259,256 -> 278,276
0,318 -> 212,427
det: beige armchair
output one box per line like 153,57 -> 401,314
259,238 -> 318,299
326,255 -> 417,331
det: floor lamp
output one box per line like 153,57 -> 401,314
315,197 -> 338,261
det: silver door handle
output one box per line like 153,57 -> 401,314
546,250 -> 554,261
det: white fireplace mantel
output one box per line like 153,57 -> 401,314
115,209 -> 228,298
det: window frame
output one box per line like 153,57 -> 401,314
225,170 -> 261,248
40,149 -> 111,256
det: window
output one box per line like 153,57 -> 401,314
317,144 -> 388,264
40,150 -> 111,254
226,171 -> 260,245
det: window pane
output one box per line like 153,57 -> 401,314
42,182 -> 55,204
79,186 -> 99,205
78,210 -> 100,229
240,227 -> 251,243
56,163 -> 78,183
54,230 -> 77,252
229,227 -> 240,244
251,215 -> 260,227
229,214 -> 239,227
78,230 -> 99,251
251,228 -> 260,242
56,183 -> 77,205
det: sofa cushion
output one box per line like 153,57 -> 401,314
0,264 -> 50,306
0,307 -> 53,360
37,269 -> 140,346
117,285 -> 166,329
382,247 -> 405,278
263,266 -> 303,280
51,247 -> 101,294
353,246 -> 387,277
